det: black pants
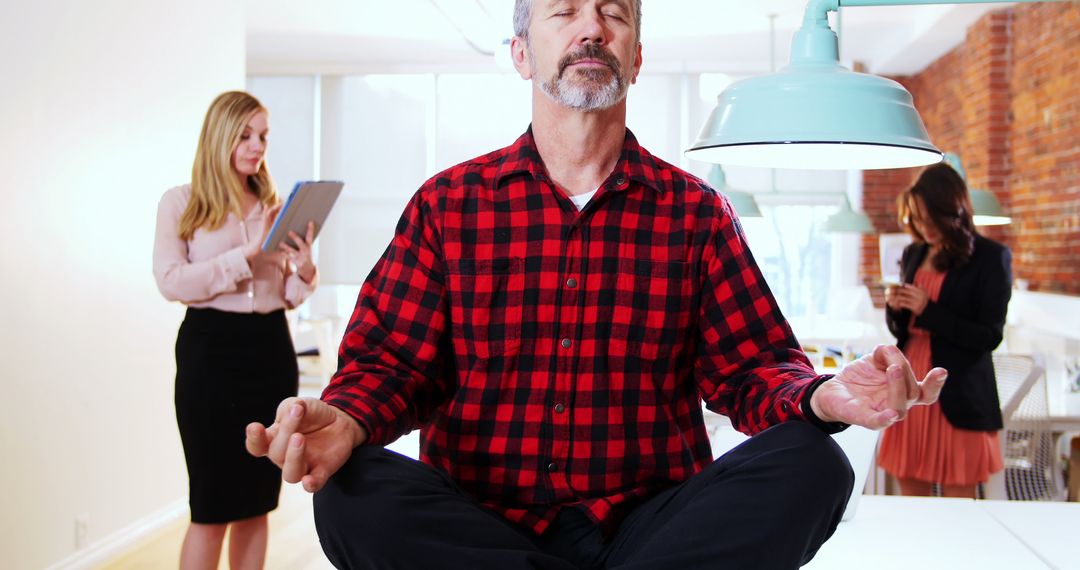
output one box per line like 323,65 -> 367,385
314,421 -> 853,569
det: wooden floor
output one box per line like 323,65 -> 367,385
97,481 -> 333,569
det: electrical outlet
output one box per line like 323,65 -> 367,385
75,513 -> 89,550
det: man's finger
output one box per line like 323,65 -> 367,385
302,467 -> 330,494
917,367 -> 948,404
245,422 -> 270,457
871,345 -> 904,372
875,345 -> 920,400
272,396 -> 303,422
268,401 -> 306,463
282,432 -> 308,484
885,364 -> 910,421
863,408 -> 900,431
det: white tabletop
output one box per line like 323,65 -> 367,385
804,496 -> 1053,569
1049,391 -> 1080,432
979,500 -> 1080,570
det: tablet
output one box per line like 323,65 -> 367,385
261,180 -> 345,252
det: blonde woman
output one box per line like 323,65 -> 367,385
154,91 -> 318,569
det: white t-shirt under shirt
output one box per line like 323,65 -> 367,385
568,188 -> 599,211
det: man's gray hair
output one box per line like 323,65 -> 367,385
513,0 -> 642,42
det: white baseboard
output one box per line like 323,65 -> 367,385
46,499 -> 188,570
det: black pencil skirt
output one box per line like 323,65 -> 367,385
174,307 -> 298,524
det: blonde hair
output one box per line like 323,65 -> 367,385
178,91 -> 279,240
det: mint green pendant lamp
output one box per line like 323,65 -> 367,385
970,189 -> 1010,226
707,165 -> 762,217
823,196 -> 875,232
942,152 -> 1012,226
686,0 -> 1059,171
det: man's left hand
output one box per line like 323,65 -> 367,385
810,344 -> 947,430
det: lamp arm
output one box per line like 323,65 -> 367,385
838,0 -> 1062,7
804,0 -> 841,25
809,0 -> 1061,21
799,0 -> 1063,64
795,0 -> 842,65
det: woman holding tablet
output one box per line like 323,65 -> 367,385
153,91 -> 318,569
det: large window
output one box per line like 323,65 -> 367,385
742,205 -> 837,318
247,73 -> 862,324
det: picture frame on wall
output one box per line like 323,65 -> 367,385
879,233 -> 912,286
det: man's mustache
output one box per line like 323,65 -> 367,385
558,44 -> 621,77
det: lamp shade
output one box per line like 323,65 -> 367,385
728,191 -> 764,218
824,197 -> 874,233
686,6 -> 942,170
971,189 -> 1011,226
707,165 -> 762,217
942,153 -> 1011,226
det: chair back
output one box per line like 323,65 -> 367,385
985,354 -> 1063,501
994,354 -> 1043,421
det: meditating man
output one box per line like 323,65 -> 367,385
246,1 -> 947,567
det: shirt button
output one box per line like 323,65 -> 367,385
566,277 -> 578,289
560,338 -> 572,349
547,462 -> 558,472
247,290 -> 254,298
614,176 -> 626,185
554,403 -> 566,414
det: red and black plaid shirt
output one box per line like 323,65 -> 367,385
323,128 -> 834,536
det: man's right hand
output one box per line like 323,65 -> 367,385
246,397 -> 367,493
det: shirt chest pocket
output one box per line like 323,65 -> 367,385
446,257 -> 525,359
611,259 -> 695,360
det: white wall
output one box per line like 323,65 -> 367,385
0,1 -> 245,567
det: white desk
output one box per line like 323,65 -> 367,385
980,500 -> 1080,570
787,316 -> 892,355
1050,391 -> 1080,433
804,496 -> 1074,570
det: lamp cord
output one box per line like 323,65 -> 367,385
429,0 -> 496,57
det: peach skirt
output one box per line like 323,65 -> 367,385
877,268 -> 1003,486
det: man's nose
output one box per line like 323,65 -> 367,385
577,9 -> 606,45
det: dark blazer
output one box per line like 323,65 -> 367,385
886,234 -> 1012,431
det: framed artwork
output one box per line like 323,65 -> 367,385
878,233 -> 912,285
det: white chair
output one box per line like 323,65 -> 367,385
995,354 -> 1044,421
984,354 -> 1062,500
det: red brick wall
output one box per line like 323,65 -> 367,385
1007,3 -> 1080,294
860,3 -> 1080,303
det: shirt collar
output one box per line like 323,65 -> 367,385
493,125 -> 667,194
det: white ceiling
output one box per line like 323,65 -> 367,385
246,0 -> 1014,77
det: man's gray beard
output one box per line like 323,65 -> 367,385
540,68 -> 628,111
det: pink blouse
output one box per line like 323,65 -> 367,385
153,184 -> 317,313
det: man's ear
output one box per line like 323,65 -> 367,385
511,36 -> 533,80
630,41 -> 642,84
